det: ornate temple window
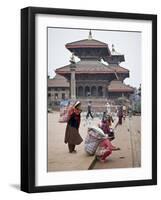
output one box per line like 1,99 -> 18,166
85,86 -> 90,97
78,86 -> 83,97
91,86 -> 97,96
98,86 -> 103,97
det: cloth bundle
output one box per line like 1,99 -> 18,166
84,126 -> 107,155
59,105 -> 74,123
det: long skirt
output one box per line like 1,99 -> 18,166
64,124 -> 83,145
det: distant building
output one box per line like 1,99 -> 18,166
48,74 -> 69,107
48,31 -> 134,110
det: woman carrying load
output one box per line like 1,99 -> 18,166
64,101 -> 83,153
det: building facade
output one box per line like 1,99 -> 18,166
48,31 -> 134,109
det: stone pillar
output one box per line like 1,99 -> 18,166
70,54 -> 76,100
70,67 -> 76,100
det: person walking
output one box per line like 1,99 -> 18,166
123,105 -> 127,120
86,101 -> 93,119
117,105 -> 123,125
64,101 -> 83,153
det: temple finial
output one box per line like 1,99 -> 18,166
88,30 -> 92,40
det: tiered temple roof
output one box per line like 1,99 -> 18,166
66,39 -> 109,48
56,60 -> 129,77
66,31 -> 111,60
50,31 -> 134,96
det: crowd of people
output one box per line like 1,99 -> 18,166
60,100 -> 129,162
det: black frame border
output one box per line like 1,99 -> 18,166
21,6 -> 157,193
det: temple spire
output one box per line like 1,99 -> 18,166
88,30 -> 92,40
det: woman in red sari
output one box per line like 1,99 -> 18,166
64,101 -> 83,153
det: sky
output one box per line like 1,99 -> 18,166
48,28 -> 141,88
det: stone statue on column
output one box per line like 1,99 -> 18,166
70,53 -> 76,100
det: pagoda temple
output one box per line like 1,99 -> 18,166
48,31 -> 134,109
